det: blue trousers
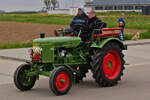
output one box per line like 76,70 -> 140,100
120,29 -> 124,41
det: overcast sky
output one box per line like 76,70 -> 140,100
0,0 -> 43,12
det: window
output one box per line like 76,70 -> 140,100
95,6 -> 103,10
118,6 -> 123,10
124,6 -> 133,10
135,6 -> 142,10
114,6 -> 117,10
105,6 -> 113,10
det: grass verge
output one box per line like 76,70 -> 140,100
0,14 -> 73,25
0,32 -> 150,49
124,34 -> 134,40
0,43 -> 32,49
124,30 -> 150,40
140,30 -> 150,39
0,12 -> 150,29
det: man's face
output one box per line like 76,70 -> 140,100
78,9 -> 83,16
88,13 -> 96,19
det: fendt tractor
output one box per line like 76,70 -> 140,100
13,27 -> 127,95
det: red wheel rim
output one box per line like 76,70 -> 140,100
56,72 -> 70,91
102,50 -> 121,80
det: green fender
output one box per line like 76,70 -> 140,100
91,38 -> 127,50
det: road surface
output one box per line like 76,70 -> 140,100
0,44 -> 150,100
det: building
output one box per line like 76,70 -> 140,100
58,0 -> 85,9
48,0 -> 150,15
86,0 -> 150,11
0,10 -> 5,14
142,6 -> 150,15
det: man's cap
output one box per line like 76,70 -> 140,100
88,10 -> 96,14
78,8 -> 84,12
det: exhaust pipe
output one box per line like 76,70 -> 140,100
40,32 -> 45,38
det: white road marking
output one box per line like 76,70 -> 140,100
125,62 -> 150,68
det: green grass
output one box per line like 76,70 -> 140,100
124,34 -> 134,40
96,11 -> 141,16
0,14 -> 73,25
0,12 -> 150,29
140,30 -> 150,39
0,42 -> 32,49
124,30 -> 150,40
99,15 -> 150,29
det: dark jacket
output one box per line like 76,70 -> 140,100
70,13 -> 88,32
88,16 -> 107,32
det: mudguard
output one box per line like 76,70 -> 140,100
91,38 -> 127,50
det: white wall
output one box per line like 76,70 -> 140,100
58,0 -> 85,9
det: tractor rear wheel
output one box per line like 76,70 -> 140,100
91,42 -> 125,87
14,64 -> 36,91
50,66 -> 72,95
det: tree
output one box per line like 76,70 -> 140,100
51,0 -> 58,10
44,0 -> 51,11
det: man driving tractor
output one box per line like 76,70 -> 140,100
88,10 -> 106,33
54,8 -> 88,37
85,10 -> 107,41
70,8 -> 88,34
55,8 -> 106,42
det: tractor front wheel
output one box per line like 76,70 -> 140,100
14,64 -> 36,91
91,42 -> 125,87
50,66 -> 72,95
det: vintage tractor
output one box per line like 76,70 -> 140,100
14,28 -> 127,95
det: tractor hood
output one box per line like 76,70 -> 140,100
33,37 -> 81,48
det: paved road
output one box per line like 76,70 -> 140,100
0,43 -> 150,100
124,44 -> 150,65
1,44 -> 150,65
0,59 -> 23,85
0,60 -> 150,100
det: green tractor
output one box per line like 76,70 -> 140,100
14,28 -> 127,95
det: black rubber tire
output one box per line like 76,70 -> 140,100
50,66 -> 72,95
14,64 -> 36,91
91,42 -> 125,87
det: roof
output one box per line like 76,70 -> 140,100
86,0 -> 150,6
